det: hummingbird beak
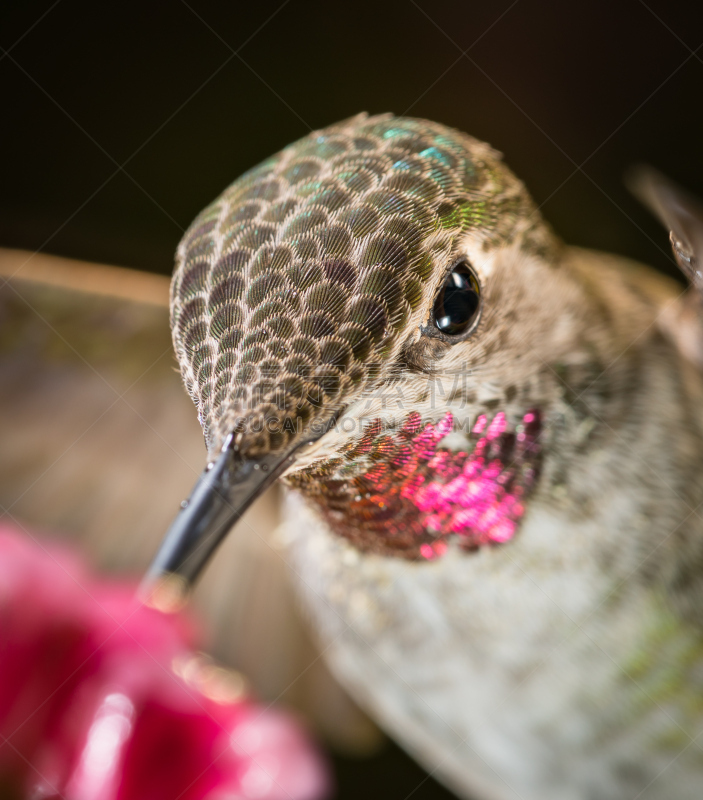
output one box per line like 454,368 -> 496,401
140,416 -> 337,601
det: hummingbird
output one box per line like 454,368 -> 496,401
145,114 -> 703,800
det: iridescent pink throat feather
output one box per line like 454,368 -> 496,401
286,409 -> 542,559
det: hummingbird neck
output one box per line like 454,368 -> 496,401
285,407 -> 542,560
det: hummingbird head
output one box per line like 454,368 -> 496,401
171,113 -> 561,453
152,113 -> 608,585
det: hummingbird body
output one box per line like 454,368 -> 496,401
154,114 -> 703,799
279,245 -> 703,800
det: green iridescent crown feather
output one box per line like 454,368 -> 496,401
170,113 -> 551,456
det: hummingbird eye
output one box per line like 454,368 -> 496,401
432,261 -> 481,337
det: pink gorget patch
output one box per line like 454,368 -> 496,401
287,409 -> 542,560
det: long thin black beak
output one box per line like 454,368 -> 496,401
140,414 -> 339,602
140,438 -> 292,599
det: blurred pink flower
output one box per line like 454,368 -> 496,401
0,522 -> 329,800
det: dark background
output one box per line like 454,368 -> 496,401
3,0 -> 703,284
2,1 -> 702,797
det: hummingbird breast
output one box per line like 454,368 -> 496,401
282,478 -> 703,800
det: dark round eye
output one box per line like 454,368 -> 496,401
433,262 -> 481,336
